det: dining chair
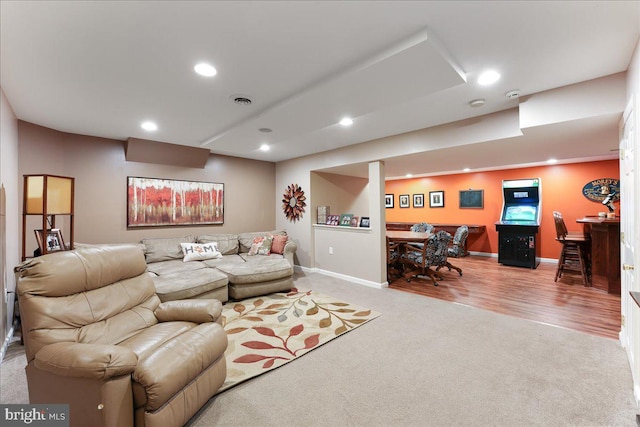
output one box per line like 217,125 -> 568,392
448,225 -> 469,258
552,211 -> 590,286
410,222 -> 434,234
401,231 -> 449,286
386,236 -> 402,283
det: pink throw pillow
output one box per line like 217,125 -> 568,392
271,235 -> 288,254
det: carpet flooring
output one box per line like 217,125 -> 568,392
2,271 -> 637,426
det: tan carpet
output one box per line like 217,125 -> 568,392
220,288 -> 380,391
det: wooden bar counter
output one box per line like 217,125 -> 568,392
576,216 -> 620,295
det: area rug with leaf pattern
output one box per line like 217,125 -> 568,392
218,288 -> 381,391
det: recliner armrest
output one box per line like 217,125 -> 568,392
34,342 -> 137,380
155,299 -> 223,323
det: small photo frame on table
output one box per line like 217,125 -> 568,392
429,191 -> 445,208
359,217 -> 370,228
385,194 -> 394,208
35,228 -> 66,253
413,193 -> 424,208
399,194 -> 410,208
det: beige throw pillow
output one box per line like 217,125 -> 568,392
181,242 -> 223,262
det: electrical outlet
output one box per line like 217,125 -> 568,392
329,247 -> 333,255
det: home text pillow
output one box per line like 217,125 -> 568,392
270,234 -> 288,254
248,236 -> 273,256
181,242 -> 223,262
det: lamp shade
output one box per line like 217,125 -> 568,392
25,175 -> 73,215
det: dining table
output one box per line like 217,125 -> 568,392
386,230 -> 433,281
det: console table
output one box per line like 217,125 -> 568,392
576,217 -> 620,295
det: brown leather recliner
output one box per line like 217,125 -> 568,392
16,245 -> 228,427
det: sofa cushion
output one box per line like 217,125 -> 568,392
181,242 -> 222,262
151,268 -> 228,302
197,234 -> 239,255
238,230 -> 286,253
146,259 -> 207,276
216,258 -> 293,284
142,236 -> 195,263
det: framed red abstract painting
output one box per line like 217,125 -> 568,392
127,177 -> 224,227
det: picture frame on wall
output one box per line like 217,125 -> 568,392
459,189 -> 484,209
127,176 -> 224,227
413,193 -> 424,208
385,194 -> 394,208
35,228 -> 66,253
429,191 -> 445,208
399,194 -> 410,208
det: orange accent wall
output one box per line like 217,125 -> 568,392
385,160 -> 619,260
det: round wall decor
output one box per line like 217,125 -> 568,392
581,178 -> 620,203
282,184 -> 306,222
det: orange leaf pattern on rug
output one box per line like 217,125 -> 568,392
219,288 -> 380,391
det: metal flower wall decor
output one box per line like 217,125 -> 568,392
282,183 -> 306,222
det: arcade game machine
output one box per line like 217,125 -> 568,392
495,178 -> 541,268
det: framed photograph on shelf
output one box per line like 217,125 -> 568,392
399,194 -> 410,208
35,228 -> 66,253
326,215 -> 340,226
385,194 -> 394,208
413,193 -> 424,208
359,217 -> 370,228
459,189 -> 484,209
350,216 -> 359,227
339,213 -> 354,226
429,191 -> 445,208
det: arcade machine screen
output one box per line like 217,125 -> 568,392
502,205 -> 538,222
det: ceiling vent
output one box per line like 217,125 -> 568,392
505,90 -> 521,99
230,94 -> 252,106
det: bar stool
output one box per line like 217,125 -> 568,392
553,211 -> 591,286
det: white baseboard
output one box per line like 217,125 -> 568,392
294,265 -> 388,289
467,251 -> 557,264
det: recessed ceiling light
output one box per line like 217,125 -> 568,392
477,70 -> 500,86
339,117 -> 353,126
194,63 -> 217,77
141,121 -> 157,131
547,158 -> 558,164
260,144 -> 270,151
463,168 -> 471,172
469,99 -> 485,107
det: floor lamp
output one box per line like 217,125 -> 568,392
21,174 -> 74,261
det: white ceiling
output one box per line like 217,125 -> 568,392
1,1 -> 639,177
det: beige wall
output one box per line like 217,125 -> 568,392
18,121 -> 277,256
1,87 -> 20,357
311,171 -> 370,222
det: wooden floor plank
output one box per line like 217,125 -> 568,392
388,255 -> 621,339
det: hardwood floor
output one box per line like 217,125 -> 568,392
388,255 -> 621,339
